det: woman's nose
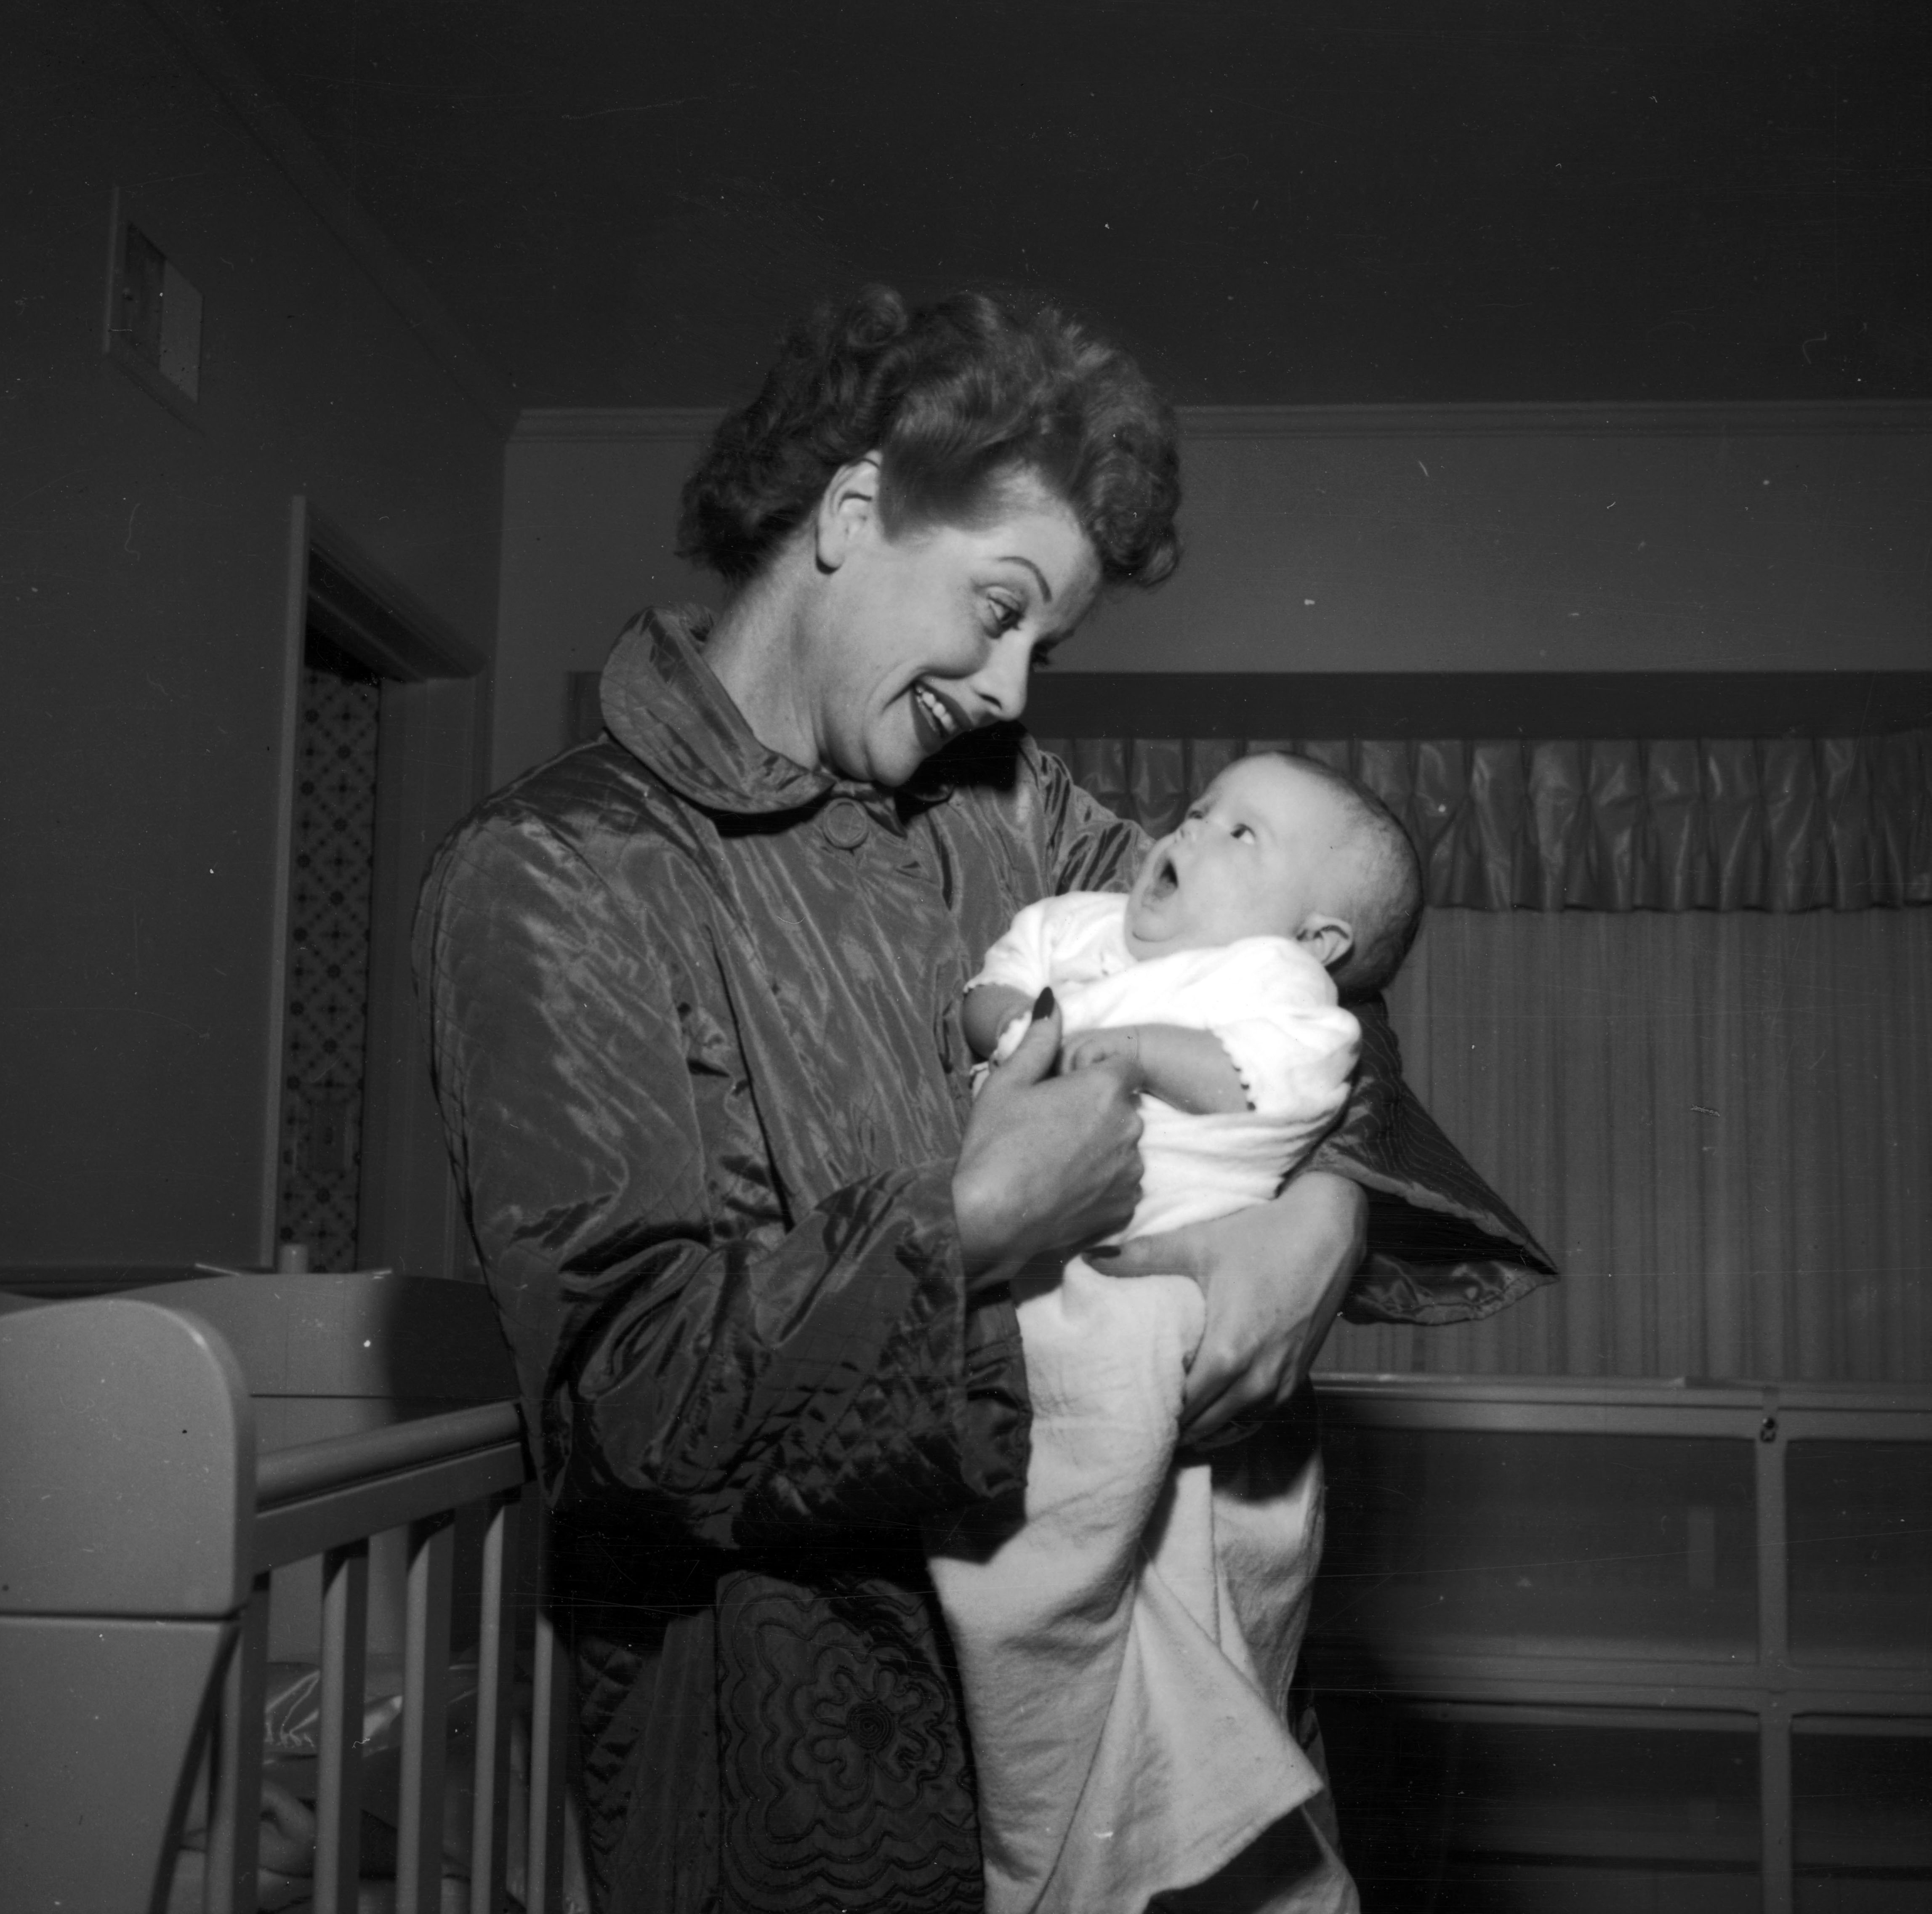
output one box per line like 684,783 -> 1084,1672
971,638 -> 1033,722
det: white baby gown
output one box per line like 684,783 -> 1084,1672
926,893 -> 1362,1914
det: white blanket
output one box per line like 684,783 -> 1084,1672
929,898 -> 1360,1914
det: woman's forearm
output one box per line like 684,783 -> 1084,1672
1100,1166 -> 1366,1435
953,997 -> 1144,1285
563,1162 -> 1026,1541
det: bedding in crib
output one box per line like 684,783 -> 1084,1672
165,1656 -> 589,1914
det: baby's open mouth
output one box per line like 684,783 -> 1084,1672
1143,849 -> 1179,900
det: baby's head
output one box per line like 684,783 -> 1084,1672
1124,752 -> 1423,997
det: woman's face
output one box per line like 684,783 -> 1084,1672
804,468 -> 1103,787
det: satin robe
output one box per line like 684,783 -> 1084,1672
414,607 -> 1552,1913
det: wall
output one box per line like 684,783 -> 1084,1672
495,417 -> 717,783
0,2 -> 505,1267
496,403 -> 1932,782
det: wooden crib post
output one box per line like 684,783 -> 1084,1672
525,1490 -> 571,1914
204,1571 -> 271,1914
469,1490 -> 520,1914
313,1539 -> 370,1914
397,1511 -> 456,1914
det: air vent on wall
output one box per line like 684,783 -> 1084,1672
102,190 -> 202,420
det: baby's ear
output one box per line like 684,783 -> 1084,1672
1296,916 -> 1354,972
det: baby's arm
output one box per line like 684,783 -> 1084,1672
1061,1023 -> 1251,1116
965,895 -> 1089,1062
963,982 -> 1037,1061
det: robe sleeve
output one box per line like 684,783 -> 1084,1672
415,811 -> 1027,1553
1034,744 -> 1150,896
1312,995 -> 1557,1322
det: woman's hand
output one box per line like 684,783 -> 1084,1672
1099,1168 -> 1366,1438
953,992 -> 1143,1290
1057,1024 -> 1146,1088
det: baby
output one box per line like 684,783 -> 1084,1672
963,749 -> 1420,1123
928,752 -> 1423,1914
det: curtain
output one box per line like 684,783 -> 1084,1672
1035,730 -> 1932,1383
1033,730 -> 1932,911
1324,907 -> 1932,1383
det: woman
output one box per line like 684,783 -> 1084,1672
415,287 -> 1549,1914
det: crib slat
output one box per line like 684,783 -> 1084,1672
397,1512 -> 455,1914
313,1539 -> 369,1914
205,1571 -> 271,1914
526,1497 -> 569,1914
469,1492 -> 519,1914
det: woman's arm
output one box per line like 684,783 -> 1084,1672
416,813 -> 1022,1552
955,996 -> 1143,1281
1100,999 -> 1553,1434
1102,1168 -> 1365,1434
417,807 -> 1147,1546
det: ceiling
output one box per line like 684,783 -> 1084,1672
213,0 -> 1932,410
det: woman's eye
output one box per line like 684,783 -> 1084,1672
985,596 -> 1025,636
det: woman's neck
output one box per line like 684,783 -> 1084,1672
703,557 -> 822,772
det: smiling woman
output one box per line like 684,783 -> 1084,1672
706,473 -> 1102,790
682,287 -> 1177,793
413,285 -> 1549,1914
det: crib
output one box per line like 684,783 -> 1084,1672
0,1271 -> 577,1914
18,1275 -> 1927,1913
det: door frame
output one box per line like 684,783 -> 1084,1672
259,497 -> 490,1277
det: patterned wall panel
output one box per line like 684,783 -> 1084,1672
274,658 -> 381,1270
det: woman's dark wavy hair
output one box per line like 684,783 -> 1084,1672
677,285 -> 1182,590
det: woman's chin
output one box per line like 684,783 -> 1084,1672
848,742 -> 921,790
870,714 -> 947,787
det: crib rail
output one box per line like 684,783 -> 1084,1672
206,1405 -> 571,1914
0,1288 -> 575,1914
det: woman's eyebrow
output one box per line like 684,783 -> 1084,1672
998,556 -> 1054,602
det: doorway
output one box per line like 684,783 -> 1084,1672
274,627 -> 384,1268
263,499 -> 488,1277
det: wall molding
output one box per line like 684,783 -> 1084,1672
515,399 -> 1932,444
139,0 -> 519,439
1024,671 -> 1932,741
515,406 -> 725,442
1176,399 -> 1932,438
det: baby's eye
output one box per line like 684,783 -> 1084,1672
1232,824 -> 1256,843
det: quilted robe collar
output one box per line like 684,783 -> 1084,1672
599,604 -> 838,817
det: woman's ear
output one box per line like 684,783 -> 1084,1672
1296,916 -> 1355,972
814,455 -> 884,574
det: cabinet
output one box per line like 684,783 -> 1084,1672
1306,1376 -> 1932,1912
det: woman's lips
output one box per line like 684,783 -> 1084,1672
910,680 -> 968,755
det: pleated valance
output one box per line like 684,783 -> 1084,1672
1033,728 -> 1932,911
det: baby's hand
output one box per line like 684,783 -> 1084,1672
1058,1025 -> 1145,1090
